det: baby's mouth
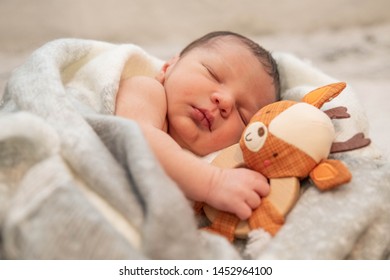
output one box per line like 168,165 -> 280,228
192,106 -> 213,131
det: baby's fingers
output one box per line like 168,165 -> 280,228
238,168 -> 270,197
245,192 -> 261,209
253,174 -> 270,197
235,203 -> 253,220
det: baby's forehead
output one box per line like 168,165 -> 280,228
191,37 -> 257,65
202,36 -> 248,51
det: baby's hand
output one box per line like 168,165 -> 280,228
206,168 -> 270,220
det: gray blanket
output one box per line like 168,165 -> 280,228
1,39 -> 389,259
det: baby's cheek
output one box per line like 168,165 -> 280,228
221,126 -> 244,147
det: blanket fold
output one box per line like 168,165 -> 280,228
0,39 -> 389,259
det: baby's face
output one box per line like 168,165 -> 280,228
161,38 -> 276,156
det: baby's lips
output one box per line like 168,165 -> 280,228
191,106 -> 215,131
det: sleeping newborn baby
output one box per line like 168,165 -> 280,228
114,31 -> 280,221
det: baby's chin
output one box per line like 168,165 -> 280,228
187,141 -> 235,157
176,138 -> 211,157
168,119 -> 238,156
182,132 -> 240,156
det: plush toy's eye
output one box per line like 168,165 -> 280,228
243,121 -> 268,152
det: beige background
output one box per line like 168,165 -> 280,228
1,0 -> 389,156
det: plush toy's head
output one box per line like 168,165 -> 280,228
240,100 -> 335,179
239,82 -> 362,190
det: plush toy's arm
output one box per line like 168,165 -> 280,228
309,159 -> 351,190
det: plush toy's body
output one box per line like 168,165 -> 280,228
202,82 -> 371,241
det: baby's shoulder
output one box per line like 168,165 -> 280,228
120,76 -> 164,94
116,76 -> 167,129
118,76 -> 165,106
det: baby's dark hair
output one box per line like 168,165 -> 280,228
180,31 -> 280,100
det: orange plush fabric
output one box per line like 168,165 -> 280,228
248,198 -> 285,236
206,211 -> 240,242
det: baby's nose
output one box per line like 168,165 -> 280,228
211,92 -> 234,117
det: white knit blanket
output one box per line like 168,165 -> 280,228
0,39 -> 389,259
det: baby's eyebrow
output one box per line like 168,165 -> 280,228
203,63 -> 220,82
209,52 -> 233,78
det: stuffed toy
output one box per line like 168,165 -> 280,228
199,82 -> 371,242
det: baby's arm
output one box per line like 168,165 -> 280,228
116,76 -> 269,220
142,124 -> 269,220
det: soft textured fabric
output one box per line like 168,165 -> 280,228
0,39 -> 388,259
0,39 -> 239,259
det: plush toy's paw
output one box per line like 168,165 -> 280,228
309,159 -> 352,190
204,211 -> 240,242
248,198 -> 285,236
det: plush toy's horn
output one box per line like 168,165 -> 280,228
331,133 -> 371,153
324,106 -> 350,119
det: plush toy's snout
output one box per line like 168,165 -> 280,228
263,160 -> 272,168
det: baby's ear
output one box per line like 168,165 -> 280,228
156,55 -> 180,83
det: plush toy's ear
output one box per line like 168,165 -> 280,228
302,82 -> 346,108
309,159 -> 351,190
